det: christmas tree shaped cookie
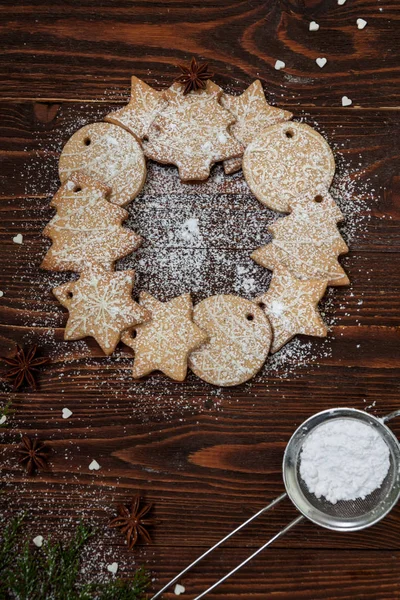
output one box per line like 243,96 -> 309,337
254,267 -> 328,353
251,191 -> 349,286
53,265 -> 151,355
41,173 -> 142,273
105,76 -> 167,141
121,292 -> 208,381
142,82 -> 242,181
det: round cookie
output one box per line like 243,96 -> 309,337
242,122 -> 335,213
59,122 -> 146,207
189,295 -> 271,387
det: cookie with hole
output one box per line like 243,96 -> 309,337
242,121 -> 335,213
58,122 -> 146,207
189,294 -> 271,386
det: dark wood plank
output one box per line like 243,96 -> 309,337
1,1 -> 400,107
2,2 -> 400,598
0,102 -> 400,251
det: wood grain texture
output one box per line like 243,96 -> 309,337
1,0 -> 400,107
1,1 -> 400,598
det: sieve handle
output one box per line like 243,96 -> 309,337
382,409 -> 400,423
150,492 -> 288,599
193,514 -> 305,600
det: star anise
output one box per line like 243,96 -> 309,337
174,57 -> 214,95
18,435 -> 49,476
1,345 -> 50,390
109,494 -> 154,550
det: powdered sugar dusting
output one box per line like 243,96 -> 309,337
4,98 -> 376,418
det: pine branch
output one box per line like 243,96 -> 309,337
86,567 -> 150,600
0,399 -> 12,427
0,518 -> 150,600
0,512 -> 25,573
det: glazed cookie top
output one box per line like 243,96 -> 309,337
254,267 -> 328,353
243,121 -> 335,213
53,265 -> 151,355
221,80 -> 293,147
189,294 -> 271,387
59,122 -> 146,207
122,292 -> 208,382
105,76 -> 167,141
41,173 -> 141,273
142,83 -> 242,181
251,190 -> 349,287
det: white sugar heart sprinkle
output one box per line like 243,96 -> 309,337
357,18 -> 367,29
0,415 -> 7,425
33,535 -> 43,547
89,459 -> 101,471
12,234 -> 23,244
316,57 -> 327,68
309,21 -> 319,31
274,60 -> 285,71
338,0 -> 346,4
107,562 -> 118,574
62,407 -> 73,419
0,291 -> 3,298
342,95 -> 352,106
174,584 -> 186,595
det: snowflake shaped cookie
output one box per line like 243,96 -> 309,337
53,265 -> 150,355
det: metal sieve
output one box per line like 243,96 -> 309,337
151,407 -> 400,599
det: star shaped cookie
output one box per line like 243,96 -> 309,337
254,267 -> 328,353
121,292 -> 208,381
221,80 -> 292,174
105,76 -> 167,140
221,80 -> 293,147
53,265 -> 150,355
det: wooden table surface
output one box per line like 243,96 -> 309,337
1,0 -> 400,598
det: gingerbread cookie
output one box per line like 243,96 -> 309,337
251,191 -> 349,286
105,76 -> 167,140
41,173 -> 141,273
59,122 -> 146,207
53,265 -> 150,355
121,292 -> 208,381
142,83 -> 242,181
242,122 -> 335,212
221,80 -> 292,173
254,267 -> 328,353
188,295 -> 271,387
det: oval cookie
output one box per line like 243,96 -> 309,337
59,122 -> 146,207
189,295 -> 271,386
243,122 -> 335,213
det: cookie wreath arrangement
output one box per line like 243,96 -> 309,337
41,58 -> 349,387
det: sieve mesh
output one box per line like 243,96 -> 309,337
296,456 -> 394,519
283,409 -> 400,532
